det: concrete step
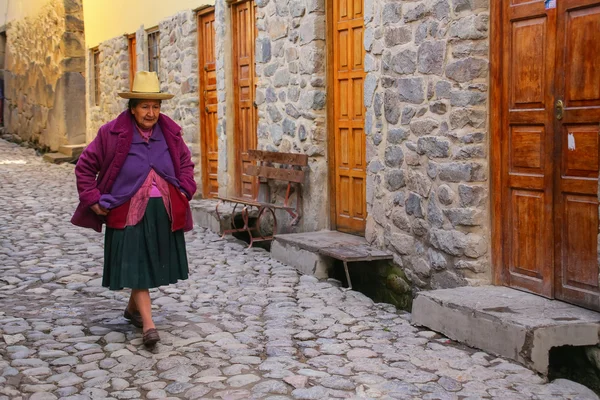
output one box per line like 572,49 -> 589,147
58,144 -> 85,157
412,286 -> 600,375
43,152 -> 74,164
271,230 -> 372,279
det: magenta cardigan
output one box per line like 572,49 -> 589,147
71,111 -> 196,232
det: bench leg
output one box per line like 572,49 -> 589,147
241,206 -> 255,248
255,206 -> 276,241
343,261 -> 353,290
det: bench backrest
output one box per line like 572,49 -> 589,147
245,150 -> 308,183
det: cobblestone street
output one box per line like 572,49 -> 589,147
0,137 -> 597,400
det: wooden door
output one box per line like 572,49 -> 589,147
198,8 -> 219,198
332,0 -> 366,234
128,35 -> 136,90
499,0 -> 600,310
232,0 -> 257,199
553,0 -> 600,309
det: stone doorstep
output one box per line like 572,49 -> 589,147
42,152 -> 73,164
43,144 -> 86,164
271,230 -> 392,280
411,286 -> 600,375
58,144 -> 85,157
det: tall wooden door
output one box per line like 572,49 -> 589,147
232,0 -> 257,199
332,0 -> 366,234
499,0 -> 600,310
198,8 -> 219,198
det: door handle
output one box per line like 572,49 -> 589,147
204,65 -> 208,72
253,101 -> 258,108
205,106 -> 209,113
556,99 -> 564,120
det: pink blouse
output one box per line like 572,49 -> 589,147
124,125 -> 173,226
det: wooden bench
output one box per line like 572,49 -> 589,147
215,150 -> 308,247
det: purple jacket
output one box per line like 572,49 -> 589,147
71,111 -> 196,232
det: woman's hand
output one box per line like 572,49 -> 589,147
91,203 -> 109,216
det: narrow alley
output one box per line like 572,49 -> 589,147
0,139 -> 596,400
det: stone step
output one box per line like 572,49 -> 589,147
271,230 -> 375,279
412,286 -> 600,375
43,152 -> 74,164
58,144 -> 85,157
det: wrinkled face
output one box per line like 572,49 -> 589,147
131,100 -> 161,130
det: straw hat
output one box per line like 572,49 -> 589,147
118,71 -> 174,100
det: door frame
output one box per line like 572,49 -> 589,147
230,0 -> 257,199
490,0 -> 505,286
326,0 -> 337,231
197,6 -> 217,198
325,0 -> 367,235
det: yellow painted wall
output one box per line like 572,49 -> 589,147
0,0 -> 54,27
82,0 -> 213,48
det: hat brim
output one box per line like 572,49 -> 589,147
118,92 -> 174,100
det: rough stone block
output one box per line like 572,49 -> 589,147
398,78 -> 425,104
388,128 -> 409,144
384,27 -> 412,47
437,185 -> 455,205
451,40 -> 489,58
432,0 -> 450,19
404,2 -> 428,22
444,208 -> 484,227
446,57 -> 488,83
449,14 -> 489,40
382,3 -> 402,25
410,118 -> 439,136
465,233 -> 487,258
406,192 -> 424,218
299,42 -> 326,74
449,108 -> 487,129
385,169 -> 406,191
453,145 -> 486,160
450,90 -> 487,107
389,232 -> 415,255
429,228 -> 467,256
392,209 -> 411,232
391,49 -> 417,75
417,136 -> 450,158
384,145 -> 404,167
418,41 -> 446,75
427,197 -> 444,228
384,89 -> 401,124
407,169 -> 432,198
364,73 -> 377,108
299,14 -> 325,44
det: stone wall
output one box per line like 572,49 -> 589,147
364,0 -> 491,289
255,0 -> 328,232
215,0 -> 232,192
86,35 -> 129,141
214,0 -> 329,231
158,11 -> 201,183
4,0 -> 85,150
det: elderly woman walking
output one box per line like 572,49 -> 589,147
71,71 -> 196,346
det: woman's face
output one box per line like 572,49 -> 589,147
131,100 -> 161,130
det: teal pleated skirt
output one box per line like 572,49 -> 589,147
102,198 -> 189,290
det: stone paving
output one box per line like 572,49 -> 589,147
0,137 -> 597,400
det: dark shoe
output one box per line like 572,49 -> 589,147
123,309 -> 143,328
143,328 -> 160,347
